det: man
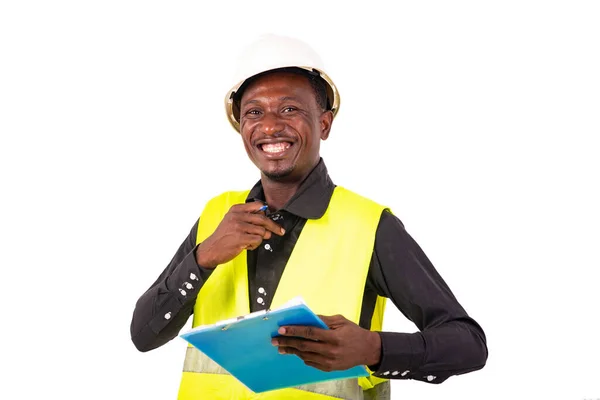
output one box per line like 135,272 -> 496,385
130,34 -> 488,400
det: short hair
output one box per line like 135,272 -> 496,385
233,67 -> 328,119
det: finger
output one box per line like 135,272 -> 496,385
230,201 -> 267,213
303,360 -> 335,372
277,325 -> 329,341
239,222 -> 268,238
271,337 -> 330,354
243,234 -> 264,250
244,213 -> 285,236
277,347 -> 334,371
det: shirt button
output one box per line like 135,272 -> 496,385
179,289 -> 186,296
401,370 -> 410,377
391,371 -> 399,376
190,273 -> 197,280
185,282 -> 193,290
382,371 -> 390,376
257,297 -> 264,305
264,244 -> 273,252
164,312 -> 172,320
427,375 -> 436,381
258,287 -> 266,295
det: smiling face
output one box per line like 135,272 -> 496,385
238,71 -> 333,182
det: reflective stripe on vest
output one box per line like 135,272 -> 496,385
183,347 -> 367,399
178,186 -> 390,400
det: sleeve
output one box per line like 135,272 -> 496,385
130,219 -> 214,352
367,210 -> 488,384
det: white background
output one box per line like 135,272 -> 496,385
1,1 -> 599,399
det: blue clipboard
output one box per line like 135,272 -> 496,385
180,299 -> 369,393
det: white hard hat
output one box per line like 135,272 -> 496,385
224,34 -> 340,133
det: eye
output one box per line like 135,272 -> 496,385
282,106 -> 297,113
245,109 -> 261,116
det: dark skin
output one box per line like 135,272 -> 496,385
196,71 -> 381,372
238,72 -> 331,211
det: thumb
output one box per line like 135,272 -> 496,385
318,314 -> 344,327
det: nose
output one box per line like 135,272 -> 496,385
260,111 -> 285,136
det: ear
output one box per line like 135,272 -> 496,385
319,110 -> 334,141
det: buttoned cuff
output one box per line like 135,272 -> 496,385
371,332 -> 425,379
165,244 -> 213,305
146,246 -> 212,335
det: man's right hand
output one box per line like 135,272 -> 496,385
195,202 -> 285,268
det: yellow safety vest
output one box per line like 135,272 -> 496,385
177,186 -> 390,400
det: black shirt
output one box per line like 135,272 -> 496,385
130,159 -> 488,384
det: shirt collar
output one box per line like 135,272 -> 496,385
246,158 -> 335,219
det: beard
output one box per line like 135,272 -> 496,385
261,163 -> 295,181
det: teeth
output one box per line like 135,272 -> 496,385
261,142 -> 290,153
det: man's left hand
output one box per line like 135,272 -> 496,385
271,314 -> 382,372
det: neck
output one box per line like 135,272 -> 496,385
261,178 -> 302,212
261,160 -> 319,211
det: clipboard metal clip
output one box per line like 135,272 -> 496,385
219,309 -> 270,330
222,315 -> 244,330
262,309 -> 271,320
